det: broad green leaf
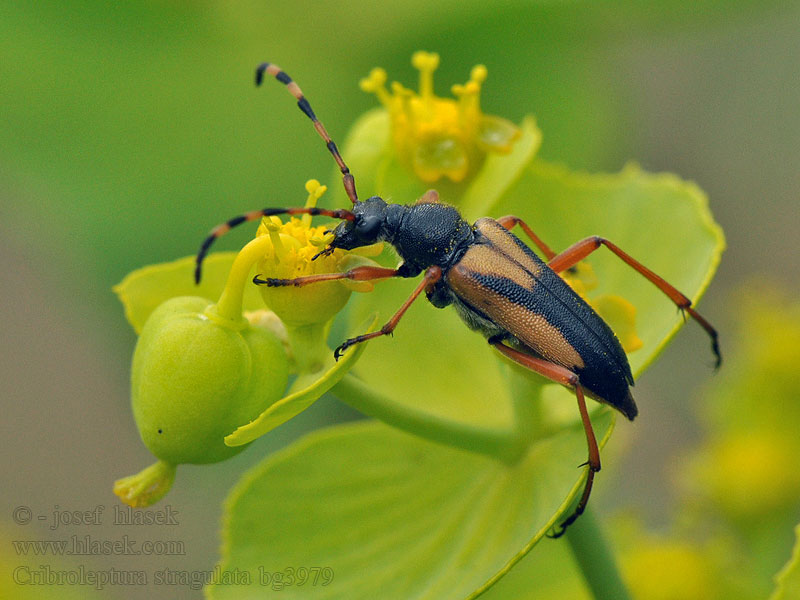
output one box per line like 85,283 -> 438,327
113,252 -> 264,334
480,534 -> 591,599
770,524 -> 800,600
348,274 -> 517,431
210,411 -> 613,600
345,159 -> 724,434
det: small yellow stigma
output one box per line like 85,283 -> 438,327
361,52 -> 521,184
411,51 -> 439,102
359,67 -> 391,105
256,181 -> 339,279
302,179 -> 327,227
263,218 -> 287,263
452,64 -> 488,123
559,262 -> 599,298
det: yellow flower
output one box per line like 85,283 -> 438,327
683,430 -> 800,520
255,180 -> 382,327
360,51 -> 521,183
622,538 -> 724,600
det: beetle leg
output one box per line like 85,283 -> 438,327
415,189 -> 440,204
495,215 -> 557,260
491,341 -> 600,537
548,236 -> 721,367
254,265 -> 400,287
333,266 -> 443,360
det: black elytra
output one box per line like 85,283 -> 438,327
194,62 -> 720,537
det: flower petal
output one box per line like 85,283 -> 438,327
477,115 -> 522,153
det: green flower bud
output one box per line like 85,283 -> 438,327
131,296 -> 289,465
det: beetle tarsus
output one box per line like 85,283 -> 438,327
333,342 -> 352,361
312,246 -> 335,261
253,275 -> 284,287
547,524 -> 567,539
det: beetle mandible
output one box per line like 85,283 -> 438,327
195,62 -> 721,537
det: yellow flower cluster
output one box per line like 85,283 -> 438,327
255,180 -> 382,326
361,51 -> 520,183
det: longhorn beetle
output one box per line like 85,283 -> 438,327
195,62 -> 721,537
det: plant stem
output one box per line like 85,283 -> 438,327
565,507 -> 632,600
285,322 -> 330,376
333,373 -> 527,462
213,235 -> 274,324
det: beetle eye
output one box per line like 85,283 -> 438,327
356,216 -> 381,240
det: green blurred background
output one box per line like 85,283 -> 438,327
1,2 -> 798,598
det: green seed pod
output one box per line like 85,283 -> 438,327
131,296 -> 290,465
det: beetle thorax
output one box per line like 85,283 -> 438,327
389,202 -> 473,271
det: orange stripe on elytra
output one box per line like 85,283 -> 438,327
447,248 -> 584,370
475,218 -> 542,276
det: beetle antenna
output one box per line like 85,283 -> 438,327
256,63 -> 359,205
195,206 -> 355,284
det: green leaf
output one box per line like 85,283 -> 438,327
224,315 -> 379,447
210,412 -> 613,600
113,252 -> 265,334
479,532 -> 591,599
770,524 -> 800,600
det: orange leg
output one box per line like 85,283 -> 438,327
547,236 -> 720,367
491,341 -> 600,537
334,266 -> 443,360
254,265 -> 400,287
495,215 -> 557,260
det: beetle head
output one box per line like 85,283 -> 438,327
325,196 -> 388,252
